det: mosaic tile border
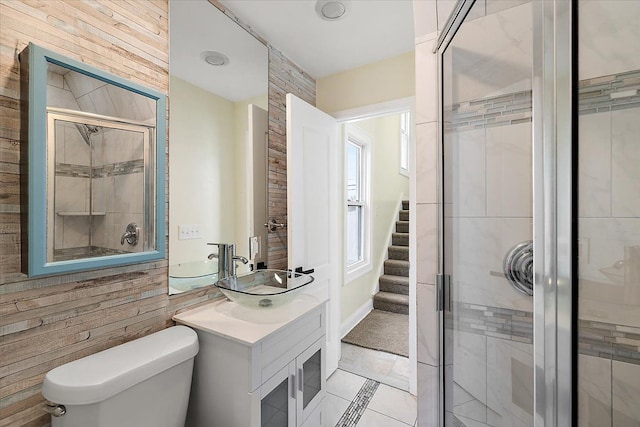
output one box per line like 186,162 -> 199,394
446,302 -> 534,344
93,159 -> 145,177
445,68 -> 640,132
55,163 -> 91,178
446,302 -> 640,365
579,69 -> 640,114
56,159 -> 144,178
578,319 -> 640,365
335,379 -> 380,427
445,90 -> 532,132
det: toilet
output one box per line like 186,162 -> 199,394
42,326 -> 199,427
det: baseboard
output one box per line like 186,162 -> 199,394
340,299 -> 373,338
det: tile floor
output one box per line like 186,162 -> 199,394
338,342 -> 410,391
325,343 -> 416,426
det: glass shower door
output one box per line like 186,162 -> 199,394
576,1 -> 640,425
441,1 -> 534,425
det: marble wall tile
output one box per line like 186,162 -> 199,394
417,362 -> 440,427
486,338 -> 534,427
452,331 -> 487,417
577,0 -> 640,81
65,70 -> 105,98
417,204 -> 439,284
92,177 -> 107,213
47,69 -> 64,89
55,176 -> 89,212
485,123 -> 532,218
417,283 -> 440,366
88,86 -> 119,119
578,218 -> 640,289
611,108 -> 640,217
416,122 -> 439,204
452,217 -> 533,312
64,126 -> 91,166
113,172 -> 144,214
62,216 -> 90,248
612,361 -> 640,426
76,93 -> 96,116
47,84 -> 81,110
578,354 -> 612,427
415,41 -> 438,125
579,112 -> 612,217
446,129 -> 486,217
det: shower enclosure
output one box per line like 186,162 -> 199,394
436,0 -> 639,425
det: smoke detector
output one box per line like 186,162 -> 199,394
315,0 -> 351,21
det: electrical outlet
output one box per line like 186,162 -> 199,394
178,224 -> 200,240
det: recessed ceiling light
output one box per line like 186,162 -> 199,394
315,0 -> 350,21
200,51 -> 229,67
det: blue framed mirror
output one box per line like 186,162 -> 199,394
22,43 -> 166,277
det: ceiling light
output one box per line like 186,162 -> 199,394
200,51 -> 229,67
315,0 -> 350,21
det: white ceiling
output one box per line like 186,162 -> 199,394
170,0 -> 268,102
220,0 -> 416,79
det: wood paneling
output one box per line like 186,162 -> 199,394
267,47 -> 316,270
0,1 -> 315,425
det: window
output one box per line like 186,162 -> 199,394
346,141 -> 363,266
399,112 -> 410,176
345,125 -> 371,282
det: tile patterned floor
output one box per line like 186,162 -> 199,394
324,342 -> 415,426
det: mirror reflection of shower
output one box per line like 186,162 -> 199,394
48,109 -> 153,263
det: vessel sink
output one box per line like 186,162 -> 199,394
215,269 -> 314,308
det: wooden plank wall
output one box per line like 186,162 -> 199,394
266,47 -> 316,270
0,1 -> 315,426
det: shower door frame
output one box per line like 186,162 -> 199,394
434,0 -> 577,425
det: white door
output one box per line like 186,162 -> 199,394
286,93 -> 341,376
248,104 -> 268,266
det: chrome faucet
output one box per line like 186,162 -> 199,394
207,243 -> 249,279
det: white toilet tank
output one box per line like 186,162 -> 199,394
42,326 -> 199,427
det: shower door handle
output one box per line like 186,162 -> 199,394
436,274 -> 451,312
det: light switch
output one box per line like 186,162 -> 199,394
178,224 -> 200,240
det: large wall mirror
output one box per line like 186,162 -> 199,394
168,0 -> 269,294
23,43 -> 166,277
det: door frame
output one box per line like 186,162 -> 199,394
332,96 -> 417,395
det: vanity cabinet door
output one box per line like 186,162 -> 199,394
260,362 -> 295,427
296,337 -> 326,425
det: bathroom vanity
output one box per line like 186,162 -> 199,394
173,294 -> 327,427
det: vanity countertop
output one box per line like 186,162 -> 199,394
172,293 -> 327,346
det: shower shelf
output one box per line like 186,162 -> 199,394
56,211 -> 106,216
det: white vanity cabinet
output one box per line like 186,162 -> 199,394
173,295 -> 327,427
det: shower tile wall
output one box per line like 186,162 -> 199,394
47,69 -> 150,257
578,2 -> 640,426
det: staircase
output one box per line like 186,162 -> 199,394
373,200 -> 409,315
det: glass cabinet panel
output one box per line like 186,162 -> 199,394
302,349 -> 322,409
261,377 -> 289,427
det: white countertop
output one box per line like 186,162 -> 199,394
172,293 -> 327,346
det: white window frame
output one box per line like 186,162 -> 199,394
399,111 -> 410,177
344,124 -> 372,284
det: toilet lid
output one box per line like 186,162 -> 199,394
42,326 -> 198,405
